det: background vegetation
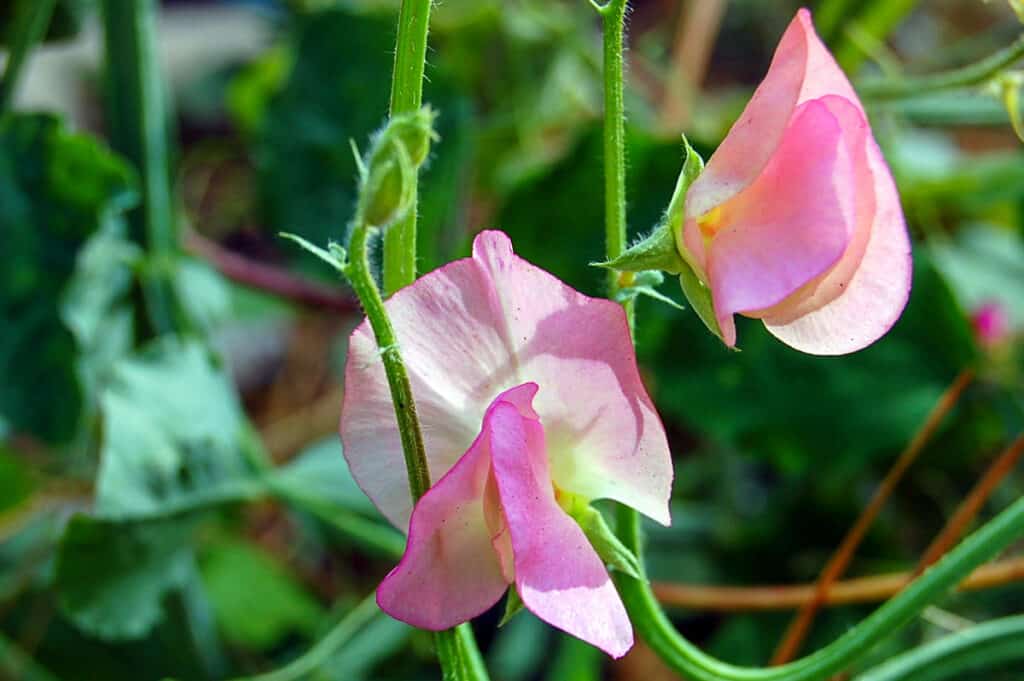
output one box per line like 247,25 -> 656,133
2,0 -> 1023,679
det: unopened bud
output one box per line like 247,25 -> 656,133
358,107 -> 438,227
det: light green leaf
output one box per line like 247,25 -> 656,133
201,539 -> 324,648
271,437 -> 376,516
95,339 -> 260,519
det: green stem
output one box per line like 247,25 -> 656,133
100,0 -> 179,335
614,495 -> 1024,681
343,220 -> 487,681
228,593 -> 380,681
344,224 -> 432,502
383,0 -> 432,296
599,0 -> 634,330
859,34 -> 1024,100
0,0 -> 57,114
377,3 -> 486,676
853,615 -> 1024,681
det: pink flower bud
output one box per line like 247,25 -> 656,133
680,9 -> 912,354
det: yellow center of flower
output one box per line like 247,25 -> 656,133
697,206 -> 723,239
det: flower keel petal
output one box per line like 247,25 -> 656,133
488,402 -> 634,658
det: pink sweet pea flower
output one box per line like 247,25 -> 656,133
341,231 -> 673,658
679,9 -> 912,354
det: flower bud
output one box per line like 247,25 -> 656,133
358,107 -> 437,228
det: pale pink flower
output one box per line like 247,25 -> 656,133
679,9 -> 912,354
341,231 -> 673,657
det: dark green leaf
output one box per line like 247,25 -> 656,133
0,113 -> 137,442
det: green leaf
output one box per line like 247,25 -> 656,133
279,233 -> 348,274
95,338 -> 260,519
270,437 -> 376,517
55,514 -> 195,641
0,0 -> 87,46
55,339 -> 261,642
0,113 -> 138,442
200,539 -> 323,649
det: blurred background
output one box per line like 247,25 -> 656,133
2,0 -> 1023,679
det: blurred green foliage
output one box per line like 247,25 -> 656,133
2,1 -> 1024,680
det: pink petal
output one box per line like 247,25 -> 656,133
488,400 -> 633,658
471,234 -> 673,526
342,231 -> 673,529
705,98 -> 855,341
684,8 -> 860,232
375,384 -> 539,629
762,133 -> 912,354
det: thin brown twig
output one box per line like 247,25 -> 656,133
652,555 -> 1024,612
183,230 -> 358,314
915,434 -> 1024,573
771,368 -> 976,665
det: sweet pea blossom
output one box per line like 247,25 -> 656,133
341,231 -> 673,657
679,9 -> 912,354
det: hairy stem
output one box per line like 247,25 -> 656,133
344,224 -> 432,502
599,0 -> 634,330
383,0 -> 432,295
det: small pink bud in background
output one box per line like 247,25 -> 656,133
971,301 -> 1011,348
679,9 -> 912,355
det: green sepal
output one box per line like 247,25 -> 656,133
279,233 -> 348,274
665,137 -> 733,344
498,587 -> 525,627
664,134 -> 705,236
563,496 -> 643,580
358,107 -> 438,228
614,270 -> 686,310
594,222 -> 686,274
593,135 -> 704,277
679,266 -> 729,346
